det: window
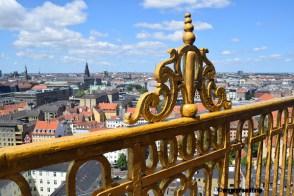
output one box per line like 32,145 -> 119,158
53,172 -> 56,177
47,180 -> 50,184
47,188 -> 50,192
54,180 -> 57,184
40,179 -> 43,184
39,171 -> 42,176
40,187 -> 43,191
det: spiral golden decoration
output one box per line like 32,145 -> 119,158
125,13 -> 231,124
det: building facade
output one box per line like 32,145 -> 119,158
0,163 -> 67,196
0,122 -> 24,147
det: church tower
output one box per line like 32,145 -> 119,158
84,62 -> 90,78
24,65 -> 29,80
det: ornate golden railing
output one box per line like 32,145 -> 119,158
0,97 -> 294,195
1,13 -> 294,196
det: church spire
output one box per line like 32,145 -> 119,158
24,65 -> 29,80
84,61 -> 90,77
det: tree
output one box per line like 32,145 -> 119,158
228,153 -> 235,165
75,89 -> 85,97
241,156 -> 247,168
252,143 -> 259,157
127,85 -> 133,91
117,153 -> 127,170
138,87 -> 148,94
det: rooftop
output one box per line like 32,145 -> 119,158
34,120 -> 59,131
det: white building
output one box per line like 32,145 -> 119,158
226,88 -> 237,101
105,118 -> 147,129
0,163 -> 67,196
104,149 -> 128,165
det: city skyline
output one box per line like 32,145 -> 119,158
0,0 -> 294,73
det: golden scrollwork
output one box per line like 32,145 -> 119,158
125,13 -> 231,124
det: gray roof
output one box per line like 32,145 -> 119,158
37,101 -> 67,112
0,120 -> 23,126
34,162 -> 69,172
51,160 -> 101,196
0,110 -> 39,121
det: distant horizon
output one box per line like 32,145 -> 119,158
1,70 -> 294,75
0,0 -> 293,73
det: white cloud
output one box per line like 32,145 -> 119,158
136,32 -> 151,39
258,54 -> 282,60
232,57 -> 240,62
225,57 -> 240,62
121,41 -> 166,56
253,46 -> 267,51
135,20 -> 213,31
0,0 -> 87,31
0,0 -> 25,30
137,31 -> 183,41
136,41 -> 165,48
0,52 -> 5,59
221,50 -> 232,55
0,0 -> 169,68
143,0 -> 231,9
16,50 -> 54,60
90,30 -> 108,38
135,20 -> 212,41
269,54 -> 281,59
285,58 -> 292,62
231,37 -> 240,43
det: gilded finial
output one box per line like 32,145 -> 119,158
183,12 -> 195,45
124,13 -> 232,125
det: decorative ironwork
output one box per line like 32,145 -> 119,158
0,97 -> 294,195
125,13 -> 231,124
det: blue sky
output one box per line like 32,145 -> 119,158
0,0 -> 293,73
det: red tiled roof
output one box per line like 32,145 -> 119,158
80,111 -> 92,117
258,93 -> 274,101
196,103 -> 207,113
173,105 -> 181,113
110,116 -> 119,120
127,107 -> 136,113
32,84 -> 48,91
34,120 -> 59,131
18,82 -> 32,89
0,110 -> 11,116
236,87 -> 248,93
3,102 -> 27,110
0,102 -> 28,116
98,103 -> 118,111
73,121 -> 103,128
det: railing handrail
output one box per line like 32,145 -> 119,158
0,96 -> 294,178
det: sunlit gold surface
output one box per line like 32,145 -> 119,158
124,13 -> 231,124
0,97 -> 294,195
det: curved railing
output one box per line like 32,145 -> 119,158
1,13 -> 293,196
0,97 -> 294,196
